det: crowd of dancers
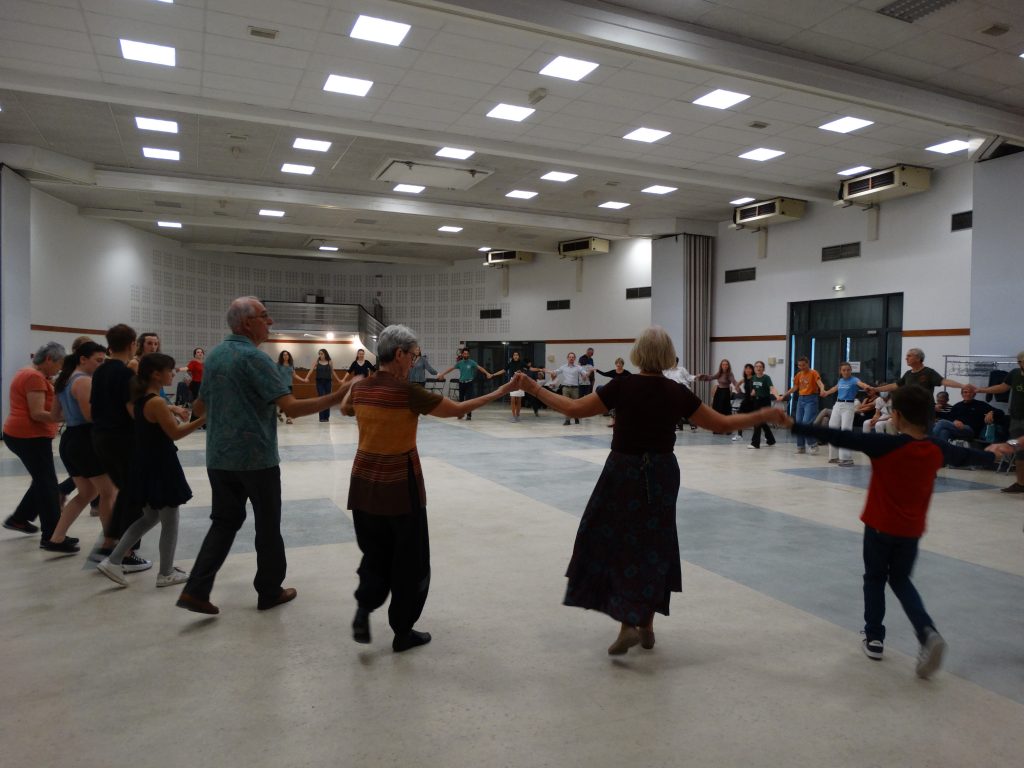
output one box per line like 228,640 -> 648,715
3,298 -> 1022,674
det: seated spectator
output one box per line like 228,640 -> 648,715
863,392 -> 894,434
931,384 -> 996,443
934,391 -> 953,421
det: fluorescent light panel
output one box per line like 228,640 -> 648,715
538,55 -> 598,81
478,246 -> 491,252
293,138 -> 331,152
119,39 -> 175,66
394,184 -> 424,194
738,147 -> 785,161
730,197 -> 755,205
541,171 -> 577,182
157,221 -> 181,228
259,209 -> 285,217
642,185 -> 677,195
506,190 -> 537,199
319,245 -> 339,251
693,89 -> 749,109
438,225 -> 463,232
487,104 -> 534,122
135,116 -> 177,133
819,116 -> 874,134
838,166 -> 871,176
350,15 -> 410,46
281,163 -> 315,174
926,139 -> 970,154
323,74 -> 373,97
599,201 -> 629,209
436,147 -> 474,159
623,127 -> 670,143
142,147 -> 179,160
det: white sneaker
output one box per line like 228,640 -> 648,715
747,444 -> 759,450
731,435 -> 741,441
916,628 -> 947,679
809,445 -> 820,455
156,566 -> 189,588
96,558 -> 128,587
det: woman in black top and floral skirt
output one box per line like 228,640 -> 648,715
513,327 -> 783,655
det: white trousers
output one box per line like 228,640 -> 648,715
828,401 -> 857,461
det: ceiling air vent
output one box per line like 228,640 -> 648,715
153,200 -> 182,209
725,268 -> 756,284
841,165 -> 930,204
248,26 -> 279,40
733,197 -> 805,227
822,242 -> 861,262
374,159 -> 492,191
558,237 -> 609,257
485,250 -> 533,266
951,211 -> 973,231
547,299 -> 571,310
877,0 -> 959,24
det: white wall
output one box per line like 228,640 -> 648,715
2,168 -> 33,423
27,188 -> 653,371
711,162 -> 974,387
971,151 -> 1024,358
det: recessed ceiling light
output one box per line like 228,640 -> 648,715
350,15 -> 411,46
541,171 -> 577,182
538,55 -> 599,81
642,185 -> 677,195
142,147 -> 179,161
259,209 -> 285,217
157,221 -> 181,228
281,163 -> 315,174
120,39 -> 176,66
394,184 -> 424,194
693,89 -> 750,109
506,190 -> 538,199
623,127 -> 670,143
135,116 -> 177,133
599,201 -> 630,209
819,116 -> 874,134
436,147 -> 475,160
438,225 -> 463,233
478,246 -> 491,252
738,147 -> 785,161
837,166 -> 871,176
323,74 -> 373,97
926,139 -> 970,154
293,138 -> 331,152
319,245 -> 339,251
487,103 -> 535,122
730,197 -> 755,205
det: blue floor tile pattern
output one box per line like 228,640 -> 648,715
780,465 -> 997,493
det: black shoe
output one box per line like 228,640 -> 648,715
40,538 -> 80,554
393,629 -> 431,652
466,414 -> 472,420
352,608 -> 371,644
65,536 -> 79,546
574,418 -> 580,424
3,517 -> 39,534
121,552 -> 152,573
563,419 -> 570,426
1001,482 -> 1024,494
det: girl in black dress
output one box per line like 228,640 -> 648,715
96,353 -> 205,588
314,349 -> 344,422
347,348 -> 377,379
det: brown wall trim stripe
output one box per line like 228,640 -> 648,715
31,324 -> 108,335
902,328 -> 970,337
543,338 -> 636,344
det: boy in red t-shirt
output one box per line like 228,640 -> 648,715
784,385 -> 1015,678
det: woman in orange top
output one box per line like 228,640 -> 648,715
2,342 -> 68,549
778,356 -> 826,454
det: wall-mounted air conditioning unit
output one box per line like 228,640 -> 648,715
558,237 -> 610,257
840,165 -> 930,204
485,250 -> 534,266
733,197 -> 806,227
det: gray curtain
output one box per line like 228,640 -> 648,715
683,234 -> 713,399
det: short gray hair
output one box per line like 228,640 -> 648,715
376,324 -> 418,363
33,341 -> 66,365
907,347 -> 925,362
226,296 -> 260,332
630,326 -> 676,373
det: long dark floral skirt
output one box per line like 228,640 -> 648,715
564,450 -> 683,625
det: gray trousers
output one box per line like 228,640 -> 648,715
108,505 -> 179,576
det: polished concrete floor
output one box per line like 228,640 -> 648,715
2,406 -> 1023,768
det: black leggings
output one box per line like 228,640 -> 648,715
2,433 -> 59,539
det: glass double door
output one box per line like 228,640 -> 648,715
464,341 -> 545,395
795,332 -> 883,405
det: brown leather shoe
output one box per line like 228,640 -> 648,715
639,628 -> 655,650
176,592 -> 219,615
257,587 -> 297,611
607,626 -> 640,655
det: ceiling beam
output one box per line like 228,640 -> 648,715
76,207 -> 553,253
429,0 -> 1024,141
189,243 -> 454,267
1,69 -> 832,202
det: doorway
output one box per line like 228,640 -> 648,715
464,341 -> 546,395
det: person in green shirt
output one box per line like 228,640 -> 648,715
437,349 -> 493,421
749,360 -> 779,449
978,350 -> 1024,494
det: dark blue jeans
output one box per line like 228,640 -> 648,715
316,378 -> 331,421
931,420 -> 974,442
862,525 -> 935,644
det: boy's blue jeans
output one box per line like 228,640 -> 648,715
794,395 -> 819,448
862,525 -> 935,644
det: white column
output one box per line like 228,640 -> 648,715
1,167 -> 33,424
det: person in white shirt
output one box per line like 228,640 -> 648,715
543,353 -> 586,425
663,357 -> 695,386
